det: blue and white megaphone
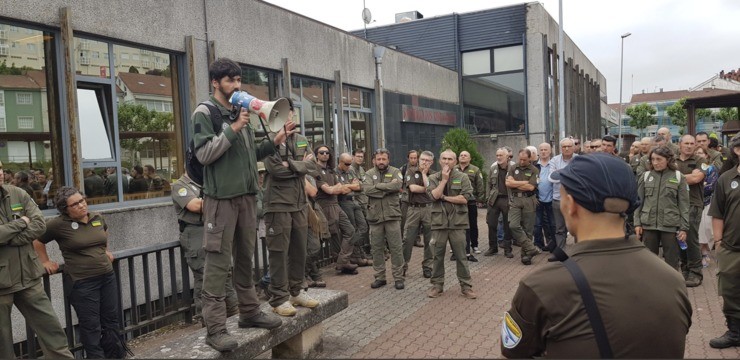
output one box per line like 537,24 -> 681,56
229,91 -> 291,133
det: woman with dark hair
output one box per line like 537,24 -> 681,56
33,186 -> 129,358
634,146 -> 690,270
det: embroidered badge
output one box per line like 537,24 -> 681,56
71,222 -> 79,230
341,176 -> 345,182
493,169 -> 498,174
222,122 -> 229,130
501,312 -> 522,349
732,181 -> 738,189
469,169 -> 475,173
178,188 -> 188,197
296,141 -> 308,148
406,175 -> 411,181
10,203 -> 23,212
452,179 -> 462,185
322,170 -> 326,175
648,176 -> 654,182
385,173 -> 393,178
268,227 -> 275,235
91,220 -> 102,227
524,172 -> 532,177
668,178 -> 679,184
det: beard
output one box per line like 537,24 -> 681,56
376,163 -> 388,171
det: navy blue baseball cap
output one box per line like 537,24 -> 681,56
549,153 -> 640,214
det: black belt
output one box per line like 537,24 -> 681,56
178,220 -> 202,232
338,195 -> 354,202
512,192 -> 535,198
497,194 -> 508,198
409,203 -> 432,208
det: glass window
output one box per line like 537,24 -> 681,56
17,116 -> 34,129
73,37 -> 110,78
361,90 -> 372,109
300,78 -> 327,146
16,92 -> 32,104
463,73 -> 526,134
494,45 -> 524,72
462,50 -> 491,76
77,87 -> 113,160
1,21 -> 62,209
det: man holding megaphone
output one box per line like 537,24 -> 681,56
192,58 -> 295,352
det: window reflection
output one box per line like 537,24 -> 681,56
463,73 -> 525,134
77,87 -> 113,160
0,22 -> 62,209
299,79 -> 326,146
74,37 -> 110,78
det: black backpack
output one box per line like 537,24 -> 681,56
186,101 -> 224,186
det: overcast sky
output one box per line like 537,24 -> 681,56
264,0 -> 740,103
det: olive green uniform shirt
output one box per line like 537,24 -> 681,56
455,164 -> 485,202
486,162 -> 510,205
362,166 -> 403,224
708,166 -> 740,251
406,169 -> 434,205
263,134 -> 315,213
502,237 -> 692,358
675,155 -> 707,208
507,164 -> 539,196
315,164 -> 340,207
426,169 -> 474,230
172,174 -> 203,226
635,169 -> 690,232
351,163 -> 368,206
0,185 -> 47,295
40,212 -> 112,283
708,148 -> 724,170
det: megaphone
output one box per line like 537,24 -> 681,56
229,91 -> 291,133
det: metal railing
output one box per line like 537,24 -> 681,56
13,233 -> 337,358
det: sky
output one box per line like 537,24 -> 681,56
264,0 -> 740,103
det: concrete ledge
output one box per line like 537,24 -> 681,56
134,289 -> 348,359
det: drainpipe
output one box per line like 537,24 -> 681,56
374,46 -> 386,149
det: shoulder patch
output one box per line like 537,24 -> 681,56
91,220 -> 102,227
11,203 -> 23,212
701,163 -> 708,171
501,312 -> 523,349
385,173 -> 393,178
178,188 -> 188,197
296,141 -> 308,148
452,178 -> 462,185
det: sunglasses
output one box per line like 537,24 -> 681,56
343,162 -> 352,166
318,151 -> 330,155
590,145 -> 600,149
574,142 -> 580,145
65,197 -> 86,209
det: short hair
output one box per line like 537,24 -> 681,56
646,146 -> 677,171
503,146 -> 513,156
407,150 -> 418,157
519,148 -> 532,158
559,138 -> 574,146
602,135 -> 617,145
373,148 -> 390,158
353,149 -> 365,156
709,137 -> 719,149
54,186 -> 82,215
144,164 -> 156,174
696,131 -> 709,138
209,58 -> 241,82
15,170 -> 30,183
420,150 -> 435,160
134,165 -> 144,176
652,135 -> 665,143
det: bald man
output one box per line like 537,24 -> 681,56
658,127 -> 680,156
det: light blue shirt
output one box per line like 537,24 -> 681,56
550,153 -> 577,201
537,160 -> 554,203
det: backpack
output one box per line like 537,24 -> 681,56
643,170 -> 682,184
186,101 -> 224,186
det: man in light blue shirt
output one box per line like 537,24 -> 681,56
550,138 -> 577,249
533,143 -> 556,251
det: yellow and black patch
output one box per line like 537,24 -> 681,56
91,220 -> 102,227
11,203 -> 23,212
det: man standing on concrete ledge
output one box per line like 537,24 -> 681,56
502,153 -> 691,358
193,58 -> 293,352
426,149 -> 477,300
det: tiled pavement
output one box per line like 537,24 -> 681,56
131,209 -> 740,358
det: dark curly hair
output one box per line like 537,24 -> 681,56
646,146 -> 677,171
313,144 -> 335,169
54,186 -> 83,215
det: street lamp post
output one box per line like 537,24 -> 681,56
617,32 -> 631,152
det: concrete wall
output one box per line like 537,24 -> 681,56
473,134 -> 530,170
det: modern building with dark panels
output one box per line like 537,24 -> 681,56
353,2 -> 608,160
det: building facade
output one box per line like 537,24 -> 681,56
353,3 -> 607,164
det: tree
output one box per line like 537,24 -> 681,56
0,60 -> 34,75
440,128 -> 485,171
117,103 -> 174,163
128,66 -> 139,74
717,107 -> 739,122
665,98 -> 688,134
626,103 -> 657,138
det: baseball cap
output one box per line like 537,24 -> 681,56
549,152 -> 640,214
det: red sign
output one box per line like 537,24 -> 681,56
401,105 -> 457,126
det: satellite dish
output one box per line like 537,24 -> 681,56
362,8 -> 372,25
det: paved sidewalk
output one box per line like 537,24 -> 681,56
130,209 -> 740,358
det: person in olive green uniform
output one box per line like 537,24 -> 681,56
399,151 -> 419,246
697,132 -> 724,169
313,145 -> 358,274
636,136 -> 664,178
426,150 -> 477,300
262,102 -> 321,316
658,127 -> 680,156
455,151 -> 485,258
171,171 -> 238,321
506,149 -> 540,265
351,149 -> 372,256
708,135 -> 740,349
193,59 -> 291,351
363,149 -> 406,290
0,161 -> 73,359
629,141 -> 642,173
674,135 -> 708,287
486,147 -> 515,257
304,176 -> 327,288
503,153 -> 691,358
634,146 -> 690,270
402,150 -> 435,278
336,153 -> 372,267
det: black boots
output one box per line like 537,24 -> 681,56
710,317 -> 740,349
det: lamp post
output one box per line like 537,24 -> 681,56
617,32 -> 631,152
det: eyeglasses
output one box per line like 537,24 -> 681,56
65,197 -> 86,209
318,151 -> 330,155
574,142 -> 580,145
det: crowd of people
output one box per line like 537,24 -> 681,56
3,56 -> 739,358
